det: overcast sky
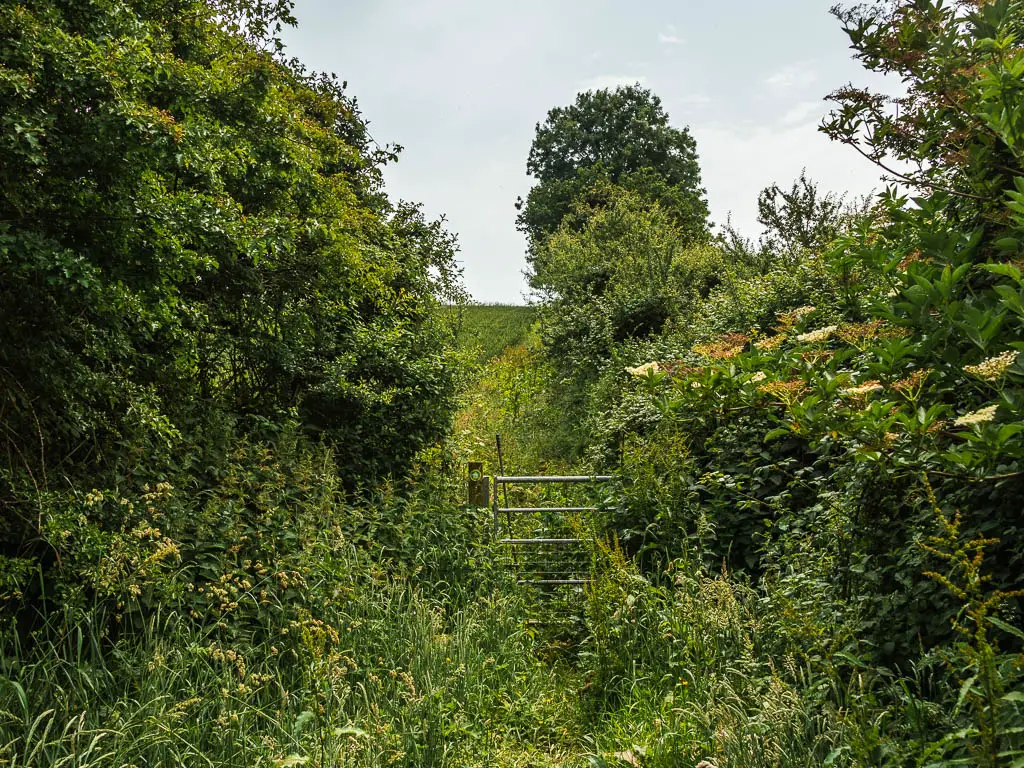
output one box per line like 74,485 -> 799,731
282,1 -> 891,304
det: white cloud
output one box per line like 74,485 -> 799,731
578,74 -> 648,92
780,99 -> 825,125
673,92 -> 712,112
658,24 -> 682,44
764,63 -> 818,90
692,118 -> 882,239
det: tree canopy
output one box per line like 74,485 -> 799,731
0,0 -> 464,511
516,84 -> 709,255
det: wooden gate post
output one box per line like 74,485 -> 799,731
467,462 -> 490,508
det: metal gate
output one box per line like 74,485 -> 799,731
468,463 -> 614,588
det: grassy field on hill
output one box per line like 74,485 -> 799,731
454,304 -> 538,363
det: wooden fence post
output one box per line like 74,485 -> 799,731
467,462 -> 490,508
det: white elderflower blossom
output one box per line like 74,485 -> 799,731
625,361 -> 660,377
963,350 -> 1018,381
953,404 -> 999,427
840,381 -> 883,397
796,325 -> 838,344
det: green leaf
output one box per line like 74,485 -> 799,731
333,725 -> 368,738
994,284 -> 1024,316
987,616 -> 1024,641
825,746 -> 849,765
292,710 -> 315,737
5,680 -> 28,718
955,674 -> 978,715
834,651 -> 872,669
994,237 -> 1022,254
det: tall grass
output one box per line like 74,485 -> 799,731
0,543 -> 584,768
5,300 -> 1013,768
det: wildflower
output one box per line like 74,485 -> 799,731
892,369 -> 932,394
625,361 -> 660,377
749,371 -> 767,383
899,249 -> 923,270
878,325 -> 911,340
758,379 -> 807,402
953,404 -> 999,427
661,360 -> 701,377
840,380 -> 883,397
755,334 -> 787,352
963,350 -> 1018,381
776,306 -> 816,328
693,342 -> 745,359
796,325 -> 837,344
838,320 -> 884,345
693,332 -> 749,359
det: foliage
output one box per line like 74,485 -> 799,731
517,84 -> 709,258
583,0 -> 1024,640
920,485 -> 1024,767
6,0 -> 1024,766
518,186 -> 731,461
0,0 -> 464,496
507,1 -> 1024,765
0,519 -> 577,768
721,170 -> 871,271
455,336 -> 575,475
823,0 -> 1024,225
0,3 -> 488,763
0,0 -> 469,660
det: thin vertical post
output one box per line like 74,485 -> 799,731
496,435 -> 516,562
491,475 -> 500,535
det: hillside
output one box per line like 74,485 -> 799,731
454,304 -> 539,363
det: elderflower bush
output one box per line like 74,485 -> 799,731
612,195 -> 1024,661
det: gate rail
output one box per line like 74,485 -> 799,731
469,466 -> 615,587
490,475 -> 613,534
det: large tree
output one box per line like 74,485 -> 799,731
516,85 -> 709,258
0,0 -> 464,501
